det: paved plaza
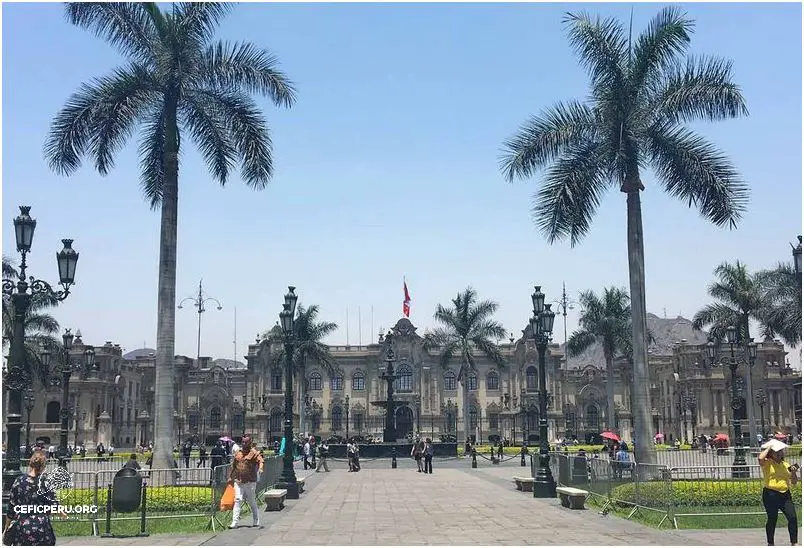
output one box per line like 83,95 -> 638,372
56,458 -> 782,546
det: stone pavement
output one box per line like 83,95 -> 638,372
58,464 -> 787,546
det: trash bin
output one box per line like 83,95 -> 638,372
571,456 -> 588,484
558,455 -> 571,484
111,467 -> 143,513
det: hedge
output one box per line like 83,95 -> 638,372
610,480 -> 803,508
58,486 -> 212,513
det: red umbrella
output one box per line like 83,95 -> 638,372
714,433 -> 729,442
600,431 -> 620,442
774,432 -> 788,441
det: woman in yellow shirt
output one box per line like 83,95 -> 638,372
759,443 -> 799,546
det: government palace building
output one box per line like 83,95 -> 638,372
20,314 -> 802,448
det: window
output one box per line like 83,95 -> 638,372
332,406 -> 343,431
469,406 -> 478,429
468,374 -> 478,391
270,408 -> 282,432
395,366 -> 413,392
311,413 -> 321,432
353,413 -> 363,432
564,410 -> 576,434
352,372 -> 365,391
210,407 -> 221,429
46,402 -> 61,423
232,413 -> 243,433
444,371 -> 457,391
308,372 -> 322,391
489,412 -> 499,430
189,414 -> 198,431
486,371 -> 499,390
586,405 -> 599,431
445,411 -> 456,432
331,375 -> 344,391
271,369 -> 282,391
526,366 -> 538,391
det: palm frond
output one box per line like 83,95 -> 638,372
532,141 -> 612,246
201,41 -> 297,108
3,257 -> 18,278
563,11 -> 627,92
500,101 -> 597,182
629,6 -> 693,91
177,3 -> 232,47
648,125 -> 748,228
138,104 -> 166,209
65,2 -> 159,63
649,54 -> 748,124
179,92 -> 237,185
567,330 -> 597,357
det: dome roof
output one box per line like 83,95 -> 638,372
123,348 -> 156,360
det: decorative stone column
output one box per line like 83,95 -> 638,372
97,411 -> 112,446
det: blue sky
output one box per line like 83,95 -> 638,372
2,2 -> 801,367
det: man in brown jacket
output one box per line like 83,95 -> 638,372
229,434 -> 264,529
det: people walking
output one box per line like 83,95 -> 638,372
303,437 -> 312,470
423,438 -> 434,474
122,453 -> 142,473
228,434 -> 264,530
198,446 -> 208,467
182,442 -> 192,468
6,450 -> 64,545
758,439 -> 799,546
316,441 -> 330,472
412,438 -> 424,472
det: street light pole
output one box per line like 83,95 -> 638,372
277,287 -> 299,499
528,286 -> 557,498
414,394 -> 421,437
755,389 -> 767,440
345,394 -> 350,441
2,206 -> 78,520
24,389 -> 35,450
380,345 -> 400,442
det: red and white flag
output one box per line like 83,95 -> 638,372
403,279 -> 411,318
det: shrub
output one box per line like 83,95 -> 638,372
610,480 -> 803,508
59,486 -> 212,513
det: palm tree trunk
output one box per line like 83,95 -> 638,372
624,181 -> 657,467
604,350 -> 616,432
152,95 -> 179,475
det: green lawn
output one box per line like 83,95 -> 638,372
52,508 -> 251,537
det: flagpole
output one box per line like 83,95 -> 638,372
371,306 -> 374,344
358,306 -> 362,346
346,307 -> 350,346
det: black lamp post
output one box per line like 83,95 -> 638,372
345,394 -> 350,441
259,394 -> 270,444
706,326 -> 756,478
414,394 -> 421,437
23,389 -> 35,451
72,406 -> 81,449
380,345 -> 400,442
276,287 -> 299,499
2,206 -> 78,519
792,235 -> 802,275
682,390 -> 697,444
755,389 -> 768,441
528,285 -> 557,498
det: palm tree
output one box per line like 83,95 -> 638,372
566,287 -> 631,433
2,258 -> 61,385
500,7 -> 748,465
424,288 -> 507,444
757,263 -> 801,347
693,261 -> 765,444
264,304 -> 338,435
45,3 -> 296,471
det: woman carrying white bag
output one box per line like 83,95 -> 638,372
758,437 -> 799,546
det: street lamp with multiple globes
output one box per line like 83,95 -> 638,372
527,285 -> 557,498
706,325 -> 757,478
2,206 -> 78,518
682,390 -> 697,443
754,389 -> 768,440
345,394 -> 351,440
276,287 -> 299,499
792,235 -> 802,275
24,389 -> 35,451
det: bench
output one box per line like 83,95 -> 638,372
556,486 -> 588,510
263,488 -> 288,511
512,476 -> 535,492
297,477 -> 306,494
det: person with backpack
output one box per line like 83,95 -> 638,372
316,440 -> 330,472
411,437 -> 424,472
423,438 -> 434,474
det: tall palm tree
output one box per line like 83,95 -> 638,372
566,287 -> 631,433
2,258 -> 61,385
757,263 -> 801,347
500,7 -> 748,465
424,288 -> 507,444
693,261 -> 765,444
264,304 -> 338,435
45,3 -> 296,471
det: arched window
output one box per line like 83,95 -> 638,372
467,373 -> 478,391
445,411 -> 456,432
353,413 -> 363,432
232,412 -> 243,433
189,414 -> 198,431
395,366 -> 413,392
469,406 -> 479,429
271,368 -> 282,391
332,406 -> 343,431
352,371 -> 365,391
270,408 -> 282,432
586,405 -> 599,432
526,366 -> 538,391
210,407 -> 221,429
308,372 -> 322,391
444,371 -> 457,391
486,371 -> 499,390
45,401 -> 61,423
311,413 -> 321,432
330,374 -> 344,391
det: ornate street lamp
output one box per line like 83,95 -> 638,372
792,235 -> 802,275
276,287 -> 299,499
345,394 -> 351,441
528,285 -> 557,498
2,206 -> 78,517
682,390 -> 697,443
380,344 -> 400,442
414,394 -> 421,437
706,329 -> 757,478
754,389 -> 768,441
23,388 -> 35,452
